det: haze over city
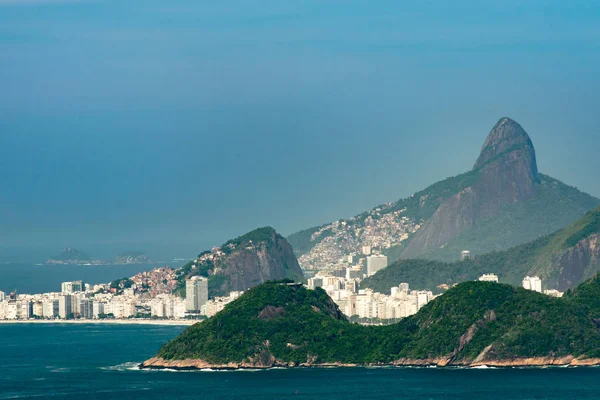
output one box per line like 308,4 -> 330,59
2,0 -> 600,262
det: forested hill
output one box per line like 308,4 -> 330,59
361,207 -> 600,293
143,278 -> 600,369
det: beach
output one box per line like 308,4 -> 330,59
0,319 -> 197,326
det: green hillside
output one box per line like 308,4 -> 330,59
148,279 -> 600,367
362,207 -> 600,293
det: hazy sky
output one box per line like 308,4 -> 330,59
1,0 -> 600,260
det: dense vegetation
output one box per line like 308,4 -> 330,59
564,274 -> 600,320
220,226 -> 277,254
362,206 -> 600,293
154,279 -> 600,366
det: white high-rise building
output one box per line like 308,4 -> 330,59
460,250 -> 472,261
43,299 -> 59,318
19,301 -> 32,320
32,301 -> 43,317
478,274 -> 499,283
59,295 -> 73,318
522,276 -> 542,293
307,277 -> 323,290
366,255 -> 388,276
61,281 -> 83,294
0,291 -> 5,302
186,276 -> 208,312
92,301 -> 105,318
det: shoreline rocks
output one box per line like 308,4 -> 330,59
139,356 -> 600,371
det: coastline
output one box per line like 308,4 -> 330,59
139,356 -> 600,370
0,319 -> 197,326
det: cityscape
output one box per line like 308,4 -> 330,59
0,247 -> 563,323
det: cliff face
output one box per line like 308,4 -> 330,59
554,234 -> 600,291
217,230 -> 304,293
175,227 -> 304,297
403,118 -> 547,258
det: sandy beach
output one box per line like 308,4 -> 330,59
0,319 -> 197,326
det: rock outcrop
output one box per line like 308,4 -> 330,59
402,118 -> 541,257
554,234 -> 600,291
174,227 -> 304,296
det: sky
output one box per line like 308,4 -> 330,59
1,0 -> 600,261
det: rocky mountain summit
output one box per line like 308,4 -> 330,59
402,117 -> 542,258
289,117 -> 599,268
174,227 -> 304,297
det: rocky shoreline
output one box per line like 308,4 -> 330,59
140,356 -> 600,371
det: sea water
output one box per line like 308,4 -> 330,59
1,323 -> 600,399
0,263 -> 178,294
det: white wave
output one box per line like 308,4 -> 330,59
100,362 -> 141,371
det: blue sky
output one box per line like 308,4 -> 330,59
1,0 -> 600,260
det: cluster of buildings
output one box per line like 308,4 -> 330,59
0,270 -> 243,321
298,207 -> 420,272
477,273 -> 563,297
306,248 -> 435,322
308,275 -> 435,321
522,275 -> 563,297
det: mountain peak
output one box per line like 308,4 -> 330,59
473,117 -> 539,177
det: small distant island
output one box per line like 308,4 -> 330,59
45,248 -> 151,265
45,248 -> 98,265
115,251 -> 151,265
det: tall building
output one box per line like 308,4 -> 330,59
61,281 -> 83,294
32,301 -> 44,317
18,301 -> 33,320
366,254 -> 388,276
460,250 -> 472,261
59,294 -> 73,318
307,277 -> 323,290
522,276 -> 542,293
43,299 -> 59,318
92,302 -> 105,318
0,291 -> 5,302
185,276 -> 208,312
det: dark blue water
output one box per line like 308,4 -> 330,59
1,324 -> 600,399
0,263 -> 179,294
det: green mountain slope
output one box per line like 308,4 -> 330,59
143,279 -> 600,369
361,207 -> 600,292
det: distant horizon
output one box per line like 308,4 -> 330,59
2,0 -> 600,260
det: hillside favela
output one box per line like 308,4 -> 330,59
3,1 -> 600,399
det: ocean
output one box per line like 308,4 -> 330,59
1,323 -> 600,400
0,263 -> 180,294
